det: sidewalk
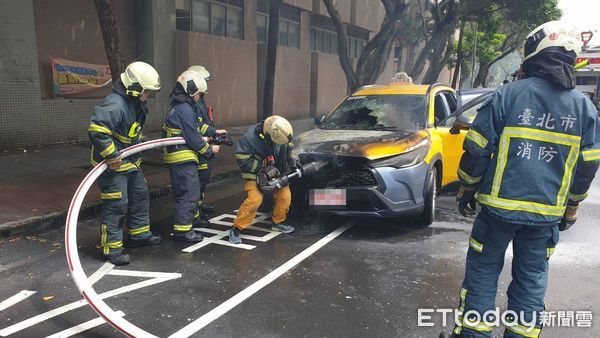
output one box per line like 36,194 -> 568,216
0,118 -> 315,237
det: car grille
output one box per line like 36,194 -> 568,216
340,167 -> 378,186
299,154 -> 379,188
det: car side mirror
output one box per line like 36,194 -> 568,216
449,115 -> 471,134
314,114 -> 326,125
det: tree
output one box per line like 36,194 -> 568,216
94,0 -> 125,82
323,0 -> 408,92
262,0 -> 284,120
470,0 -> 561,87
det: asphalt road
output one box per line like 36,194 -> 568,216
0,177 -> 598,337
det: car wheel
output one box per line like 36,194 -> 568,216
418,167 -> 437,226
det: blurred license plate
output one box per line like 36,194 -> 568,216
309,189 -> 346,209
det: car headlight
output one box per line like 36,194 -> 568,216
369,143 -> 429,168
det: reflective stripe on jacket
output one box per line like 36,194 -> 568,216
235,124 -> 295,180
161,93 -> 213,165
458,77 -> 600,225
88,82 -> 146,173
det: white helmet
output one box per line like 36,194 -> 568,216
523,21 -> 583,62
177,70 -> 208,97
120,61 -> 161,97
264,115 -> 293,145
187,65 -> 213,81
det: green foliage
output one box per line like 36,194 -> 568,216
448,0 -> 562,85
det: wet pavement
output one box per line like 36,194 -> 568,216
0,177 -> 599,337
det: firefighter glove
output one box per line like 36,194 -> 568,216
106,155 -> 123,171
559,201 -> 579,231
457,185 -> 477,217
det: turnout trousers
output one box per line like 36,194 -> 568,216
194,157 -> 212,222
170,162 -> 201,234
232,180 -> 291,229
98,170 -> 152,256
453,209 -> 559,337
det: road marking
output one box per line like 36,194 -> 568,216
88,262 -> 114,286
0,290 -> 36,311
169,219 -> 357,338
0,267 -> 181,337
45,311 -> 125,338
182,212 -> 281,253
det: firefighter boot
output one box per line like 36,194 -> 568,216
173,230 -> 204,242
105,252 -> 130,266
201,204 -> 215,214
127,234 -> 162,248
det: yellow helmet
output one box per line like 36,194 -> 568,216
120,61 -> 161,97
524,21 -> 583,62
187,65 -> 212,81
177,70 -> 207,96
264,115 -> 293,145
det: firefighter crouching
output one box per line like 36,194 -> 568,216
186,65 -> 228,227
162,71 -> 220,242
88,61 -> 162,266
229,116 -> 297,244
441,21 -> 600,338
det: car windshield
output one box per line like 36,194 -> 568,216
320,94 -> 427,131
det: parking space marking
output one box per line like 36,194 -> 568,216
45,311 -> 125,338
0,290 -> 36,312
182,211 -> 281,253
0,268 -> 181,337
88,262 -> 114,286
169,219 -> 358,338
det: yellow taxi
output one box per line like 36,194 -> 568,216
292,83 -> 483,225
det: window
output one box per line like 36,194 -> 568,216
576,76 -> 598,85
347,26 -> 369,59
256,1 -> 301,48
310,15 -> 337,55
176,0 -> 244,39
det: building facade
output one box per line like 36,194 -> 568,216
0,0 -> 397,151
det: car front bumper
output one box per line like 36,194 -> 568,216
306,161 -> 430,218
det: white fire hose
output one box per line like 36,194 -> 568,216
64,137 -> 186,337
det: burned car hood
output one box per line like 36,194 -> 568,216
294,128 -> 430,160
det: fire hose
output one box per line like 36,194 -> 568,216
64,137 -> 187,338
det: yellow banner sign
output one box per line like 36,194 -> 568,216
52,58 -> 112,95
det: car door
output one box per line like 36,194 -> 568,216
437,94 -> 491,187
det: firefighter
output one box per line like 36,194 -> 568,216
187,65 -> 228,227
88,61 -> 162,266
441,21 -> 600,337
162,70 -> 220,242
229,115 -> 297,244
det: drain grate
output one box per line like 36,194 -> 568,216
0,238 -> 54,266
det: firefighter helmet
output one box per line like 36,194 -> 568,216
177,70 -> 208,97
524,21 -> 583,62
120,61 -> 161,97
263,115 -> 293,145
187,65 -> 213,81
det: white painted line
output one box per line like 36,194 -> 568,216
0,290 -> 36,312
45,311 -> 125,338
88,262 -> 115,286
193,227 -> 223,235
169,220 -> 357,338
239,233 -> 281,243
0,276 -> 179,336
246,225 -> 276,232
107,270 -> 182,279
211,239 -> 256,250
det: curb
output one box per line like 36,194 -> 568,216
0,169 -> 240,239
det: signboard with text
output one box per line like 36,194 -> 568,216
52,58 -> 112,96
